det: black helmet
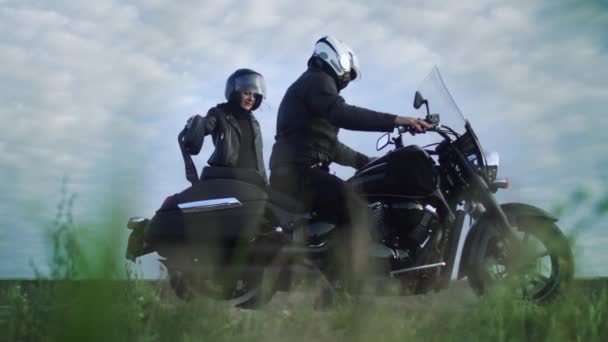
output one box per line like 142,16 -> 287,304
225,68 -> 266,110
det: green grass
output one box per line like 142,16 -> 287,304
2,278 -> 606,341
1,186 -> 607,341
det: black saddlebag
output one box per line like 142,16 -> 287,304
144,178 -> 269,247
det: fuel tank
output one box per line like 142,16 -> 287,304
349,145 -> 437,197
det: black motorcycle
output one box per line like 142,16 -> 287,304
126,67 -> 573,307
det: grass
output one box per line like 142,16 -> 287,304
1,187 -> 607,341
2,278 -> 606,341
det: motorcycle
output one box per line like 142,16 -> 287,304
126,67 -> 573,307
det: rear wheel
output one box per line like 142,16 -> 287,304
164,261 -> 278,308
163,237 -> 284,308
468,217 -> 574,302
165,266 -> 269,307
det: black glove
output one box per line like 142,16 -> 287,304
183,115 -> 205,155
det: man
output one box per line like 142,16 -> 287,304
269,36 -> 432,285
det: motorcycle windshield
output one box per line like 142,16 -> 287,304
414,66 -> 467,136
413,66 -> 487,168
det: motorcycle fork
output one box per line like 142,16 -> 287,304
435,209 -> 467,289
475,183 -> 518,239
452,146 -> 517,239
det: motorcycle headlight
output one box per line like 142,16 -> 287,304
485,151 -> 499,182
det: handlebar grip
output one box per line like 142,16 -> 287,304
397,124 -> 437,136
397,125 -> 418,136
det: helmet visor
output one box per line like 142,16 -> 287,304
234,73 -> 266,97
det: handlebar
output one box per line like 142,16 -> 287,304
396,124 -> 438,135
378,123 -> 450,152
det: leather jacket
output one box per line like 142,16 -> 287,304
202,103 -> 268,183
269,66 -> 398,171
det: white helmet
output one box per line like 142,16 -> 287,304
312,35 -> 361,82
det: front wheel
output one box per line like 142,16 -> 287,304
467,217 -> 574,303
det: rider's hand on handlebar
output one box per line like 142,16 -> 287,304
394,116 -> 435,133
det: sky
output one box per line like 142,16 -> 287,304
0,0 -> 606,278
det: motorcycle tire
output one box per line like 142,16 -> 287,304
467,217 -> 574,303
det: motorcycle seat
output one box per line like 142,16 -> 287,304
267,188 -> 309,214
201,166 -> 266,188
201,166 -> 309,214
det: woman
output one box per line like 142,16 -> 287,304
183,68 -> 268,185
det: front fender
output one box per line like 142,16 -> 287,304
499,203 -> 557,223
457,202 -> 557,279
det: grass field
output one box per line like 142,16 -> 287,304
1,277 -> 606,341
1,186 -> 606,341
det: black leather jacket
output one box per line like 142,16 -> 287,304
269,66 -> 398,171
202,103 -> 268,183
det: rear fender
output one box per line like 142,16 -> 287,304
126,217 -> 151,261
457,202 -> 557,279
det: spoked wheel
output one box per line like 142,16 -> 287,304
165,266 -> 268,307
468,217 -> 574,303
163,236 -> 285,308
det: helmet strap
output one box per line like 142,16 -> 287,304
309,56 -> 348,90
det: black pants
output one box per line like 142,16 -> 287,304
270,166 -> 373,284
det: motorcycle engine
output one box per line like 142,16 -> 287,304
371,201 -> 440,251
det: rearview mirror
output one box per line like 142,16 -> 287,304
376,132 -> 391,151
413,91 -> 427,110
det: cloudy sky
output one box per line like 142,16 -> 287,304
1,0 -> 606,278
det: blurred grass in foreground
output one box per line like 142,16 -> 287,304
1,276 -> 606,341
1,188 -> 607,341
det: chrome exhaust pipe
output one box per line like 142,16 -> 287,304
389,262 -> 446,277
